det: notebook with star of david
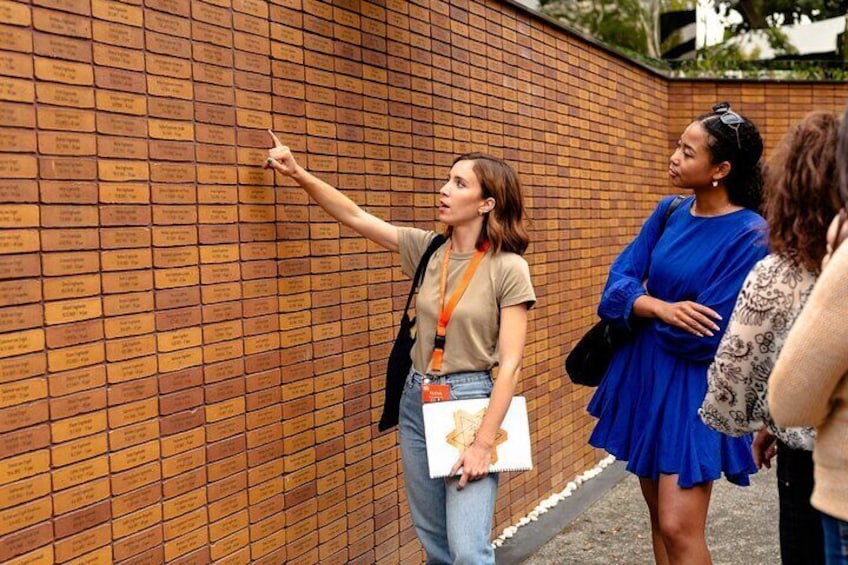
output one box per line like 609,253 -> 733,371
422,396 -> 533,479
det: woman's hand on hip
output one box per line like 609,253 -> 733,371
657,300 -> 721,337
451,442 -> 493,489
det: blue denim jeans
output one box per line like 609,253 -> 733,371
822,512 -> 848,565
399,369 -> 498,565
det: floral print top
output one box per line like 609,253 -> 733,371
699,253 -> 816,450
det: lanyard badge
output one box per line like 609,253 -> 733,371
422,240 -> 489,402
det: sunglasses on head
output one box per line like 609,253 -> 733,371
711,103 -> 744,149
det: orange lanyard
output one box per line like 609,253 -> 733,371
429,240 -> 490,374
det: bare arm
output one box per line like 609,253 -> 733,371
267,130 -> 399,252
451,303 -> 528,488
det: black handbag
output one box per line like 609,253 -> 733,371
378,235 -> 446,431
565,195 -> 686,387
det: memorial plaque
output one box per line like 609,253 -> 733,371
93,268 -> 146,293
48,364 -> 106,397
145,7 -> 190,36
36,107 -> 95,132
99,183 -> 149,205
158,347 -> 202,373
92,0 -> 143,27
197,205 -> 237,224
39,156 -> 98,180
0,129 -> 36,154
151,184 -> 195,204
0,523 -> 53,564
41,225 -> 99,249
109,440 -> 159,473
97,113 -> 147,138
0,154 -> 35,179
112,504 -> 162,541
0,179 -> 37,203
51,433 -> 108,467
195,83 -> 234,106
105,354 -> 156,386
98,159 -> 148,181
32,7 -> 91,38
110,461 -> 160,498
53,522 -> 110,563
95,67 -> 145,96
0,330 -> 45,361
42,250 -> 99,276
148,139 -> 193,162
34,57 -> 93,85
92,19 -> 143,48
37,131 -> 95,156
0,398 -> 48,434
195,123 -> 236,145
101,248 -> 152,272
103,313 -> 154,340
153,205 -> 196,225
154,267 -> 199,290
43,296 -> 101,326
42,274 -> 100,302
151,226 -> 197,247
0,449 -> 49,486
111,482 -> 160,518
0,279 -> 40,308
149,162 -> 195,183
32,31 -> 89,63
105,334 -> 156,363
45,318 -> 103,349
147,75 -> 192,100
195,104 -> 235,128
113,531 -> 163,564
39,180 -> 96,204
192,20 -> 232,48
153,247 -> 198,269
154,286 -> 200,311
146,31 -> 191,58
0,473 -> 50,512
162,450 -> 205,481
146,53 -> 192,80
198,225 -> 239,245
100,205 -> 151,226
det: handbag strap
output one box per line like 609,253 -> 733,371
401,234 -> 447,315
662,195 -> 686,232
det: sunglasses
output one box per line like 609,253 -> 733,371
712,103 -> 744,149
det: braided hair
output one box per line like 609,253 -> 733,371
697,102 -> 764,211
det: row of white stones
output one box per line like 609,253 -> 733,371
492,454 -> 617,547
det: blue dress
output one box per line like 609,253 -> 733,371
588,195 -> 768,487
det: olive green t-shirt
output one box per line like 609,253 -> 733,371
398,227 -> 536,375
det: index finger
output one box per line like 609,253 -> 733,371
267,129 -> 283,148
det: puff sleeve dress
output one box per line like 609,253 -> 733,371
587,196 -> 769,487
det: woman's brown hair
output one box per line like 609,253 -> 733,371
763,111 -> 841,274
446,153 -> 530,255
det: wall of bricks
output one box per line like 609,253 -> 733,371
0,0 -> 846,563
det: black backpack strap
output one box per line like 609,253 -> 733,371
661,195 -> 686,232
401,234 -> 446,314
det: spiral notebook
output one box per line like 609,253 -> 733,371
422,396 -> 533,479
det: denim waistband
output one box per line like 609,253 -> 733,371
408,369 -> 492,385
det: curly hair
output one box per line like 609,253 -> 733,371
697,103 -> 764,211
446,153 -> 530,255
763,111 -> 841,274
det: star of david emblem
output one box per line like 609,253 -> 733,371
444,408 -> 508,464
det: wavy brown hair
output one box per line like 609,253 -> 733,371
446,153 -> 530,255
763,111 -> 841,274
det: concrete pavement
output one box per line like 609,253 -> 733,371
496,460 -> 780,564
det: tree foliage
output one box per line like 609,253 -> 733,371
712,1 -> 848,32
540,0 -> 661,58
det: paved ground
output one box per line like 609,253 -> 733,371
504,461 -> 779,564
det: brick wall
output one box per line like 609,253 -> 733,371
0,0 -> 845,563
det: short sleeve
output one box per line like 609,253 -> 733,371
497,254 -> 536,310
397,227 -> 436,279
